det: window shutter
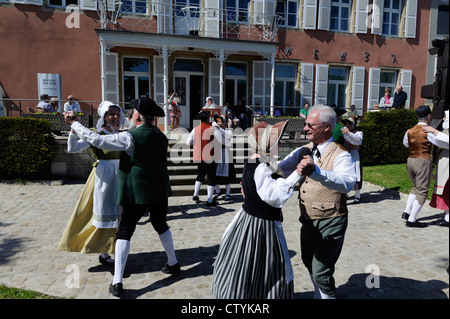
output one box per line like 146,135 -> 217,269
157,0 -> 173,34
101,51 -> 119,103
400,69 -> 412,109
351,66 -> 365,113
208,58 -> 221,104
355,0 -> 369,34
314,64 -> 328,105
205,0 -> 220,38
404,0 -> 417,38
371,0 -> 383,35
300,62 -> 314,106
80,0 -> 97,11
303,0 -> 317,30
153,56 -> 165,104
252,61 -> 271,107
367,67 -> 380,108
318,0 -> 331,31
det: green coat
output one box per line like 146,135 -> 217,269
117,123 -> 172,205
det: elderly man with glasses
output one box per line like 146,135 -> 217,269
278,104 -> 356,299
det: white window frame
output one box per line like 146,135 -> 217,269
225,61 -> 248,105
378,69 -> 397,102
120,0 -> 149,15
274,63 -> 298,111
47,0 -> 79,8
330,0 -> 351,32
382,0 -> 401,36
327,66 -> 349,108
122,56 -> 151,103
225,0 -> 250,24
276,0 -> 299,28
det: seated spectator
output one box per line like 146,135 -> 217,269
36,94 -> 56,113
64,95 -> 82,113
299,103 -> 310,119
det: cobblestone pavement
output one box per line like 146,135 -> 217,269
0,181 -> 448,300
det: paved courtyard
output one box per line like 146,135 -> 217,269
0,180 -> 448,300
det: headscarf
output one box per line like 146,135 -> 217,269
247,120 -> 289,176
96,101 -> 126,132
204,96 -> 216,108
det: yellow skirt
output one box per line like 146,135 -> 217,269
58,168 -> 116,254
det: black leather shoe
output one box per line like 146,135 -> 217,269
109,283 -> 123,297
206,200 -> 218,207
99,255 -> 114,266
401,212 -> 410,220
434,220 -> 449,227
406,220 -> 428,228
161,263 -> 181,275
192,196 -> 200,203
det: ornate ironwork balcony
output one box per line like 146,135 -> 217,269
98,0 -> 282,42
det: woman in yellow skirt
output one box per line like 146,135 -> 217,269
58,101 -> 126,266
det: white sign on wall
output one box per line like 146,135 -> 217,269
37,73 -> 62,112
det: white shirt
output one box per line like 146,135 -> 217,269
278,137 -> 356,194
71,121 -> 135,155
64,101 -> 82,113
252,158 -> 302,208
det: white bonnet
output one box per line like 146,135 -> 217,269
96,101 -> 126,132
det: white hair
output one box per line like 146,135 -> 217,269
310,104 -> 337,131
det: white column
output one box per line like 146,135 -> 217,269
163,45 -> 169,133
219,49 -> 225,107
100,40 -> 106,102
270,52 -> 275,116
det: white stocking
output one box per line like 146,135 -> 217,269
194,181 -> 202,197
404,193 -> 416,214
112,239 -> 130,285
159,229 -> 178,266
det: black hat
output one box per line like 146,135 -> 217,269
130,97 -> 165,117
415,105 -> 431,118
333,107 -> 347,117
194,111 -> 210,121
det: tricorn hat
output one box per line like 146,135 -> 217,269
130,97 -> 165,117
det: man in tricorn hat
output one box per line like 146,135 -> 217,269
65,97 -> 179,297
402,105 -> 442,228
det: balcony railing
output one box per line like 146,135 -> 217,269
99,1 -> 282,42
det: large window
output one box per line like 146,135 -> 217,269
327,67 -> 348,108
121,0 -> 148,15
48,0 -> 78,7
378,70 -> 397,102
330,0 -> 351,32
122,57 -> 150,103
175,0 -> 200,16
276,0 -> 298,28
437,5 -> 449,35
226,0 -> 250,23
274,64 -> 297,114
382,0 -> 401,36
225,62 -> 247,105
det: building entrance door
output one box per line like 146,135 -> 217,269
174,73 -> 203,130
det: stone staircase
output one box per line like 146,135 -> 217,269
166,132 -> 308,197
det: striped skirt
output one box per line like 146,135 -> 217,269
212,208 -> 294,299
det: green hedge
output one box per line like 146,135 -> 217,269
358,109 -> 418,166
0,117 -> 56,180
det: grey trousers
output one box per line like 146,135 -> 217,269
407,157 -> 433,205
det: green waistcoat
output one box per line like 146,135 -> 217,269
117,123 -> 172,206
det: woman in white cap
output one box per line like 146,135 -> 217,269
203,96 -> 216,109
212,120 -> 305,299
58,101 -> 126,266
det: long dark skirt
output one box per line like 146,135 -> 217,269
212,208 -> 294,299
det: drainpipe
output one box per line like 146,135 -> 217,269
219,49 -> 224,107
100,40 -> 106,102
163,45 -> 169,134
270,52 -> 275,117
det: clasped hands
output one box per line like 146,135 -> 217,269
296,155 -> 315,177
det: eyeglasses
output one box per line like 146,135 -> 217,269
305,122 -> 326,129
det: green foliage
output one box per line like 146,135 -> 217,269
358,109 -> 418,165
0,117 -> 56,180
